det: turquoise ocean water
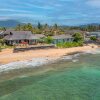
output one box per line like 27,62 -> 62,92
0,50 -> 100,100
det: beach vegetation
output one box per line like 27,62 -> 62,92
0,39 -> 14,51
0,39 -> 5,46
0,39 -> 6,51
90,36 -> 97,41
0,39 -> 5,51
56,33 -> 84,48
73,32 -> 84,43
43,36 -> 54,44
0,27 -> 6,31
56,42 -> 83,48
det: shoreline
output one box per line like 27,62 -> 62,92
0,44 -> 99,73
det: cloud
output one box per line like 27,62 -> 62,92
25,3 -> 54,10
87,0 -> 100,8
0,0 -> 100,25
0,16 -> 11,20
0,8 -> 33,13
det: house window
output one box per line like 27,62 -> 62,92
66,38 -> 69,41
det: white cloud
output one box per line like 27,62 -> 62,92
87,0 -> 100,7
26,3 -> 54,10
0,16 -> 11,20
0,8 -> 33,13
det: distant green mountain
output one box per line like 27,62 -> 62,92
0,20 -> 23,27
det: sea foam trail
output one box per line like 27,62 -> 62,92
0,48 -> 100,73
83,48 -> 100,54
0,57 -> 56,73
62,48 -> 100,61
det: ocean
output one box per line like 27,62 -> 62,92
0,49 -> 100,100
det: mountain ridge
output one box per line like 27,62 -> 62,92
0,20 -> 23,27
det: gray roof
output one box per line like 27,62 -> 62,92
4,31 -> 45,40
29,34 -> 45,39
52,34 -> 73,39
3,29 -> 15,35
87,32 -> 100,34
86,32 -> 100,37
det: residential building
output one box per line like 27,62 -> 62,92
52,34 -> 74,44
3,31 -> 45,45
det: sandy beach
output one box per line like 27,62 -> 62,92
0,44 -> 99,74
0,44 -> 98,65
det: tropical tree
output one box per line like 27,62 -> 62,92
0,39 -> 5,52
54,23 -> 58,29
90,36 -> 97,41
27,23 -> 33,32
44,23 -> 48,29
43,36 -> 54,44
0,39 -> 5,46
73,32 -> 83,43
15,24 -> 22,31
0,27 -> 6,31
37,22 -> 42,29
2,27 -> 6,31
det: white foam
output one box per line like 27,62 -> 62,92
73,53 -> 80,57
72,59 -> 79,62
62,55 -> 73,60
62,53 -> 81,60
0,48 -> 99,73
83,49 -> 100,54
62,48 -> 100,63
0,57 -> 55,73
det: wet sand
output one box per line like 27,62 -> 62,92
0,44 -> 98,65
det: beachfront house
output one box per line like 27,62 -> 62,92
86,32 -> 100,38
86,32 -> 100,40
3,31 -> 45,45
52,34 -> 74,44
85,31 -> 100,43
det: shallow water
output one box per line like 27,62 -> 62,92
0,50 -> 100,100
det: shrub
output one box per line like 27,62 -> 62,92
73,32 -> 84,43
43,36 -> 54,44
56,42 -> 83,48
90,36 -> 97,41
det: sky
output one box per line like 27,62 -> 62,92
0,0 -> 100,25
